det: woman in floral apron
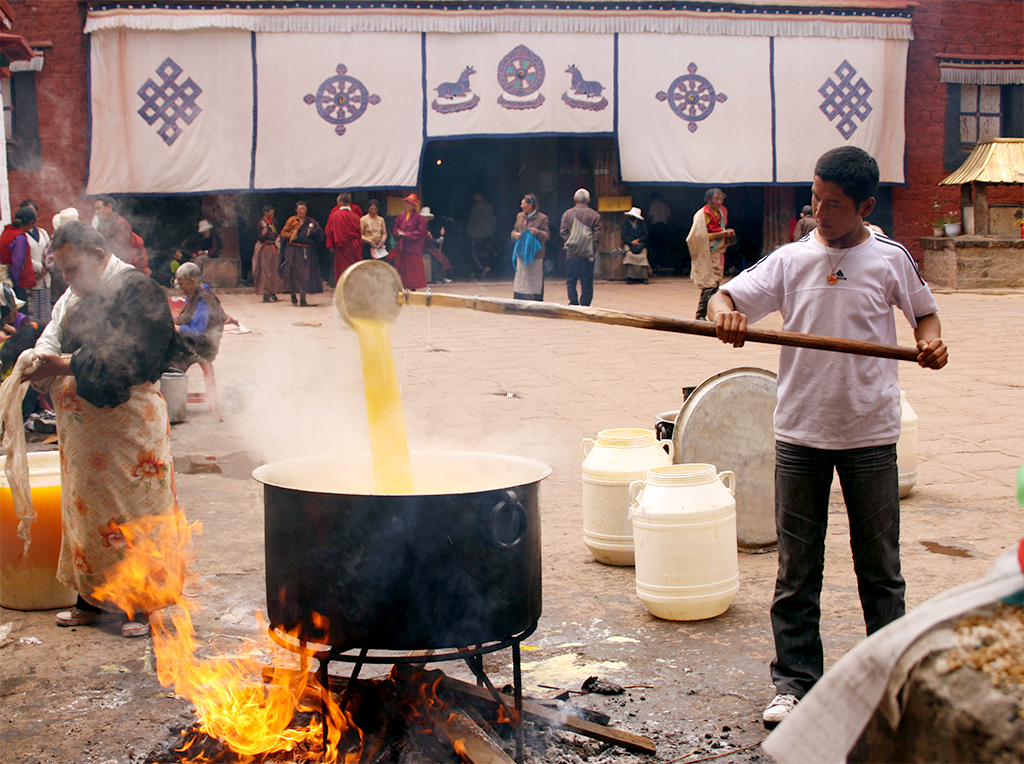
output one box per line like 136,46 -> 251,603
28,221 -> 185,638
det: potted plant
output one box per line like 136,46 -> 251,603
929,199 -> 946,237
943,210 -> 962,237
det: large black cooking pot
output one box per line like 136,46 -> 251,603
254,451 -> 551,652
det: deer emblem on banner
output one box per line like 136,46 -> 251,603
562,64 -> 608,111
432,66 -> 480,114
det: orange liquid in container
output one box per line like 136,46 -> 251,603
0,452 -> 77,610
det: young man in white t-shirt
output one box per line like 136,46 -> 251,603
708,146 -> 948,729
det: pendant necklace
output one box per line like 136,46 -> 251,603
825,245 -> 852,285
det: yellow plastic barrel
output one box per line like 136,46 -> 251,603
0,451 -> 77,610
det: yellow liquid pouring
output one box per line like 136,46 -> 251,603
349,316 -> 414,494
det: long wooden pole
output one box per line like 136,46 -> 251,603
398,290 -> 921,363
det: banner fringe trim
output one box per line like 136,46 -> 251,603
85,12 -> 914,40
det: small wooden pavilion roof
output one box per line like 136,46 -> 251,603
940,138 -> 1024,186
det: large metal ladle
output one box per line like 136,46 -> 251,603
334,258 -> 405,328
338,260 -> 920,363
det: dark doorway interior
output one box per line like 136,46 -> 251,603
422,137 -> 768,279
422,136 -> 568,278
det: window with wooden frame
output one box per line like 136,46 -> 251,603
939,56 -> 1024,172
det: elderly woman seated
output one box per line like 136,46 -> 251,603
169,262 -> 226,371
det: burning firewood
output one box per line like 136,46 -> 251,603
429,707 -> 516,764
393,664 -> 656,756
253,662 -> 656,762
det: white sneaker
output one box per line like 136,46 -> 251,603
763,693 -> 799,728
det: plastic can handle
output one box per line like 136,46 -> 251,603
581,438 -> 596,459
627,480 -> 645,519
661,440 -> 675,461
718,470 -> 736,497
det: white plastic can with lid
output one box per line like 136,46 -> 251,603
581,428 -> 673,566
630,463 -> 739,621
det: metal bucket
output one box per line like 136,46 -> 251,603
160,372 -> 188,424
655,388 -> 697,441
655,411 -> 679,442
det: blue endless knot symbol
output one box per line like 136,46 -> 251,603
818,60 -> 872,139
136,58 -> 203,146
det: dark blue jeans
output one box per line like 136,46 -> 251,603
566,256 -> 593,306
771,441 -> 904,698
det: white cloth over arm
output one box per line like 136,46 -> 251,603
686,207 -> 718,289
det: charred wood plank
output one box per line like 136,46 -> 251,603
409,669 -> 656,755
462,703 -> 507,749
430,707 -> 516,764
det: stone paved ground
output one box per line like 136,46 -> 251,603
1,275 -> 1020,763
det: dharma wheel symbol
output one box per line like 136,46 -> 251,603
498,45 -> 545,96
656,62 -> 728,133
304,63 -> 381,136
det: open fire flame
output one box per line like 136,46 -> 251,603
89,509 -> 362,763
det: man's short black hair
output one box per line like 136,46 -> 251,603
704,188 -> 725,203
338,192 -> 352,205
13,207 -> 36,227
814,147 -> 879,206
96,195 -> 116,209
52,220 -> 108,254
0,321 -> 41,375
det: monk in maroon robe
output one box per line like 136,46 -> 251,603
391,193 -> 427,290
325,192 -> 363,284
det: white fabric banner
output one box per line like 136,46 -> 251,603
87,30 -> 254,195
253,32 -> 422,190
85,26 -> 908,192
774,38 -> 908,183
425,33 -> 614,138
617,34 -> 774,185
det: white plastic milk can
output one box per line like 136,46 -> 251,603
582,428 -> 673,566
629,464 -> 739,620
897,390 -> 918,498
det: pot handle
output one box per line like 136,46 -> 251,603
483,491 -> 528,549
718,470 -> 736,497
661,440 -> 675,461
627,480 -> 645,519
581,438 -> 595,459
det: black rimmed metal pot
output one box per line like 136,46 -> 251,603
254,451 -> 551,652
